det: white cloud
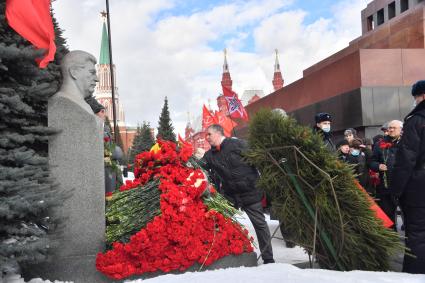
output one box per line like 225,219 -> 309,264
253,0 -> 367,85
52,0 -> 368,137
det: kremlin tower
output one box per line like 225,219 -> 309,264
185,49 -> 284,154
94,14 -> 125,128
217,49 -> 232,113
272,49 -> 284,91
94,13 -> 136,154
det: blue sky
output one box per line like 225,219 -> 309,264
151,0 -> 357,52
53,0 -> 371,134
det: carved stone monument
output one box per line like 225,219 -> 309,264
25,51 -> 107,282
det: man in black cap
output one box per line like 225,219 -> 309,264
313,112 -> 335,151
381,122 -> 389,137
390,80 -> 425,274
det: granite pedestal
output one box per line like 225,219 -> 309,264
25,95 -> 106,282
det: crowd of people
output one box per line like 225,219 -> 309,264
313,80 -> 425,274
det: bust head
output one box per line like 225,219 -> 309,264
61,51 -> 98,100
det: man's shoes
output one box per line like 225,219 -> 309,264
263,259 -> 275,264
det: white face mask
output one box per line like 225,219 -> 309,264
321,125 -> 331,133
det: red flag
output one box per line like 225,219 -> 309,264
202,104 -> 218,130
215,111 -> 236,137
6,0 -> 56,68
222,86 -> 249,121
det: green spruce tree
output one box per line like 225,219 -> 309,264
129,122 -> 155,164
0,1 -> 68,274
128,124 -> 141,165
157,97 -> 176,142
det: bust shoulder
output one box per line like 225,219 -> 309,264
50,91 -> 93,115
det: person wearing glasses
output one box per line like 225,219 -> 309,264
369,120 -> 403,228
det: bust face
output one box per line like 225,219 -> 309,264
74,61 -> 99,98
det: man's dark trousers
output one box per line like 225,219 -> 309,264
244,201 -> 273,261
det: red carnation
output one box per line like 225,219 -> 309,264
379,141 -> 392,149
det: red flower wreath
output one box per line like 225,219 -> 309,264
96,140 -> 253,280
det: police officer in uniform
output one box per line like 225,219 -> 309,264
313,112 -> 335,151
390,80 -> 425,274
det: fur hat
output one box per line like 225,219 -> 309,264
411,80 -> 425,96
315,112 -> 332,123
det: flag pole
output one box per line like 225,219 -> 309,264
105,0 -> 118,143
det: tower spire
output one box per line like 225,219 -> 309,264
274,49 -> 280,72
221,48 -> 232,90
95,12 -> 126,129
185,111 -> 194,140
99,11 -> 110,65
272,49 -> 284,91
223,48 -> 229,73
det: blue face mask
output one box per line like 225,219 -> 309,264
321,125 -> 331,133
351,149 -> 360,156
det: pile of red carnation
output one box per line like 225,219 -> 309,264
96,140 -> 253,280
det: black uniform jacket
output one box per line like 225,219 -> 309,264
390,100 -> 425,207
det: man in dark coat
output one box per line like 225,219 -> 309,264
86,95 -> 123,198
369,120 -> 403,226
390,80 -> 425,274
201,124 -> 274,264
313,112 -> 335,151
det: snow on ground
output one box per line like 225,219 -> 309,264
14,211 -> 425,283
238,212 -> 309,265
126,213 -> 425,283
127,263 -> 425,283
